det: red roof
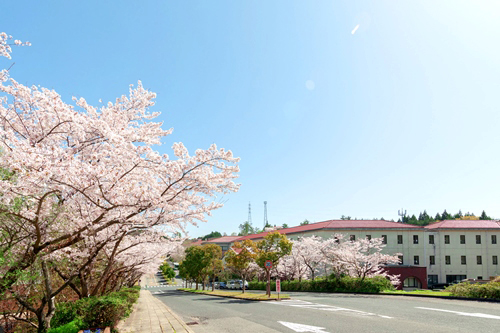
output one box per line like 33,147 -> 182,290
203,236 -> 242,243
238,219 -> 422,241
425,220 -> 500,229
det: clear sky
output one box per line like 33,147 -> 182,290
3,1 -> 500,238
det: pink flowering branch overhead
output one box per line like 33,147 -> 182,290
0,32 -> 240,293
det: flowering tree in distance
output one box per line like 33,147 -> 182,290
225,240 -> 259,293
0,32 -> 240,294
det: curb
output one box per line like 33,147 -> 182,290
177,289 -> 291,301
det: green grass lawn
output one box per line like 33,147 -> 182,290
178,288 -> 290,300
382,289 -> 451,297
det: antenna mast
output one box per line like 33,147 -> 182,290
398,209 -> 407,223
248,202 -> 252,224
263,201 -> 268,229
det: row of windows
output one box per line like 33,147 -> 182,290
350,234 -> 498,245
429,275 -> 487,284
404,255 -> 499,265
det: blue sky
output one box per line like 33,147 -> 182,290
3,1 -> 500,237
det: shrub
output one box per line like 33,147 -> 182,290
249,276 -> 394,294
446,282 -> 500,299
50,301 -> 80,328
47,318 -> 83,333
79,295 -> 129,329
50,286 -> 140,330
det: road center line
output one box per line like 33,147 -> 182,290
416,307 -> 500,320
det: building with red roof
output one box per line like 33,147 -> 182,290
208,219 -> 500,289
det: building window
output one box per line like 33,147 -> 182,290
460,235 -> 466,244
492,235 -> 497,244
413,235 -> 419,244
382,235 -> 387,244
461,256 -> 466,265
350,235 -> 356,241
477,276 -> 483,280
397,235 -> 403,244
477,256 -> 482,265
414,256 -> 419,265
429,256 -> 435,265
221,246 -> 228,251
366,235 -> 371,240
398,255 -> 403,265
444,235 -> 450,244
403,277 -> 421,288
493,256 -> 498,265
445,256 -> 451,265
428,275 -> 438,285
446,275 -> 466,284
476,235 -> 481,244
334,237 -> 339,244
429,235 -> 435,244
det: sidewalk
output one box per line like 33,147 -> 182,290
117,289 -> 195,333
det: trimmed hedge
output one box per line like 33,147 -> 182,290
47,319 -> 82,333
249,276 -> 394,294
446,282 -> 500,299
50,286 -> 140,331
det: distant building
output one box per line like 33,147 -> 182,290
208,219 -> 500,289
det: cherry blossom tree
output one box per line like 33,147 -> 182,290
0,32 -> 240,297
291,236 -> 324,280
320,235 -> 401,285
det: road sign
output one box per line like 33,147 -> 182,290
265,260 -> 272,269
276,278 -> 281,293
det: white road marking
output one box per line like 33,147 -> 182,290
268,300 -> 393,319
278,321 -> 329,333
416,307 -> 500,320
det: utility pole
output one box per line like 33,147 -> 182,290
263,201 -> 268,229
248,202 -> 252,225
398,209 -> 407,223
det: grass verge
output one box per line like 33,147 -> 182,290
382,290 -> 451,297
178,288 -> 290,300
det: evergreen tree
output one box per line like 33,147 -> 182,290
300,219 -> 310,226
480,210 -> 491,220
435,213 -> 442,221
442,210 -> 452,220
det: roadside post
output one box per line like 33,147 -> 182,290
276,278 -> 281,301
265,260 -> 272,297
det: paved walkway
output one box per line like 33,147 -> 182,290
117,289 -> 195,333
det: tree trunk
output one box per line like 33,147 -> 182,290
242,274 -> 246,294
41,260 -> 56,332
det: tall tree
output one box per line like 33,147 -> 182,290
480,210 -> 491,220
225,240 -> 258,293
238,221 -> 255,236
255,232 -> 292,296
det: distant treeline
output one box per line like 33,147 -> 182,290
399,210 -> 492,226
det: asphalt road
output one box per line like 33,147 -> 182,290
148,286 -> 500,333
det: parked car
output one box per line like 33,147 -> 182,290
239,280 -> 249,290
218,282 -> 227,289
228,280 -> 236,289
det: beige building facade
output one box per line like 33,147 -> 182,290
234,219 -> 500,286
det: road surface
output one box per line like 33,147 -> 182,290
147,286 -> 500,333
